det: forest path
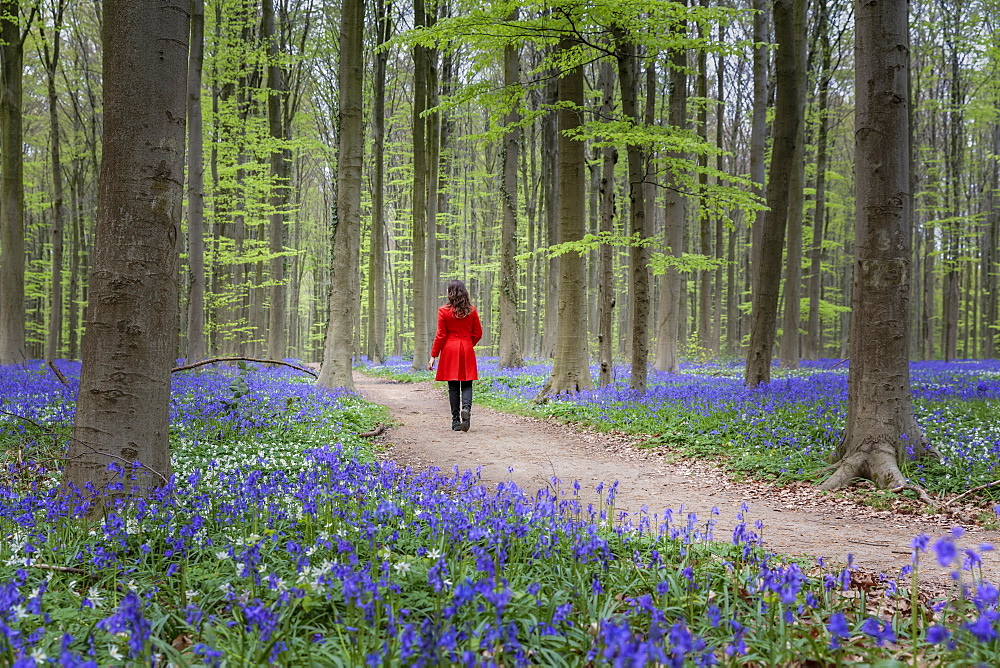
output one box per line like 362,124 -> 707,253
355,373 -> 1000,585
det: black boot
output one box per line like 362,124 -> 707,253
449,382 -> 462,430
460,381 -> 473,431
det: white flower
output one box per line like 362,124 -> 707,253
392,561 -> 411,575
88,587 -> 104,608
425,548 -> 442,560
109,645 -> 124,661
11,604 -> 27,620
30,648 -> 47,662
215,551 -> 230,560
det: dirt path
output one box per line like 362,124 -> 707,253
356,373 -> 1000,584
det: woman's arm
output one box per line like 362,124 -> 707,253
470,308 -> 483,346
430,307 -> 448,366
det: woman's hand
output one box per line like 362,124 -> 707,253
427,358 -> 435,371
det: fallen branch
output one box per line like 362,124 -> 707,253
942,479 -> 1000,508
47,360 -> 70,387
358,424 -> 387,438
172,357 -> 318,377
830,358 -> 850,369
29,563 -> 89,575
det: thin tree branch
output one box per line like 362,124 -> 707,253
942,480 -> 1000,508
172,357 -> 318,377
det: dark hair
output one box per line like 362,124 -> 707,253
447,279 -> 472,318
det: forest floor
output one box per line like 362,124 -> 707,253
355,372 -> 1000,588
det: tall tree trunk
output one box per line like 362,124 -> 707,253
614,32 -> 649,392
985,122 -> 1000,358
696,4 -> 711,355
748,0 -> 769,300
264,0 -> 287,360
744,0 -> 805,387
68,170 -> 81,359
0,0 -> 27,365
541,74 -> 559,359
598,61 -> 616,386
367,0 -> 390,364
425,41 -> 440,340
538,41 -> 591,397
806,4 -> 832,360
821,0 -> 933,491
62,0 -> 189,504
498,18 -> 523,368
655,13 -> 687,374
779,3 -> 808,370
186,0 -> 206,363
713,27 -> 725,355
318,0 -> 363,389
42,5 -> 67,362
410,0 -> 429,369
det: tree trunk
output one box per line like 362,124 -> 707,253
367,0 -> 390,364
806,4 -> 832,360
0,0 -> 27,365
42,6 -> 66,362
748,0 -> 769,299
537,42 -> 591,397
744,0 -> 805,387
821,0 -> 933,492
186,0 -> 206,364
498,18 -> 523,368
696,4 -> 711,356
410,0 -> 429,369
614,33 -> 649,392
541,74 -> 559,359
985,122 -> 1000,358
318,0 -> 363,389
779,3 -> 808,370
264,0 -> 288,361
655,14 -> 686,374
598,61 -> 616,387
62,0 -> 189,504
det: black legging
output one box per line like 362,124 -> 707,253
447,380 -> 473,419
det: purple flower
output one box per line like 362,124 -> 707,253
934,536 -> 957,567
860,617 -> 896,646
828,612 -> 850,648
97,592 -> 150,658
964,615 -> 997,643
926,626 -> 951,644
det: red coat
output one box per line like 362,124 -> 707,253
431,305 -> 482,381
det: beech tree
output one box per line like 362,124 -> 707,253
821,0 -> 934,492
318,0 -> 363,389
538,39 -> 592,397
0,0 -> 30,366
62,0 -> 190,503
744,0 -> 805,387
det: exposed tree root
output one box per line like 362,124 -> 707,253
358,423 -> 387,438
889,484 -> 935,506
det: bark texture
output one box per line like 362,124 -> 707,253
186,0 -> 206,364
62,0 -> 189,503
597,61 -> 616,387
655,17 -> 686,374
366,0 -> 390,364
498,19 -> 523,369
744,0 -> 805,387
614,33 -> 649,392
0,0 -> 26,365
410,0 -> 429,369
538,45 -> 591,397
821,0 -> 931,491
318,0 -> 363,389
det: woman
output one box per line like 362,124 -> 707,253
428,279 -> 483,431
